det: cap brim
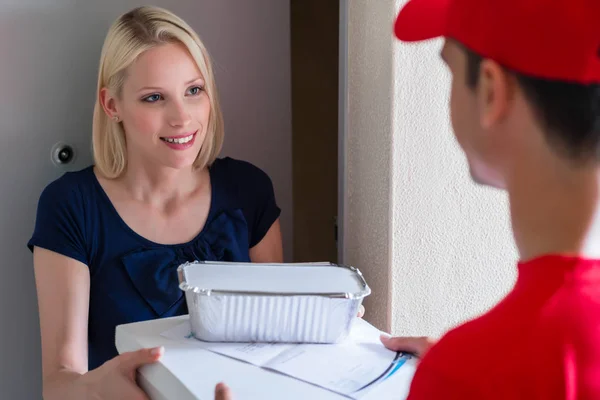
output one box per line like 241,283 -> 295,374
394,0 -> 449,42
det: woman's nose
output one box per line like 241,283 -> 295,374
167,100 -> 192,127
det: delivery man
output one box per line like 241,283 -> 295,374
216,0 -> 600,398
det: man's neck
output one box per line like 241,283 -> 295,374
507,161 -> 600,262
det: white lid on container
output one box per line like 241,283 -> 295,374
178,262 -> 369,297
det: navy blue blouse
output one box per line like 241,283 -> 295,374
27,157 -> 281,370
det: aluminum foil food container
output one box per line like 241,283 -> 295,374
177,261 -> 371,343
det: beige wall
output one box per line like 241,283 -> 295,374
343,0 -> 517,338
343,0 -> 395,331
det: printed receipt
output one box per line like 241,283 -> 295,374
161,318 -> 403,397
263,341 -> 398,396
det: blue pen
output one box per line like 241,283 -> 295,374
382,352 -> 412,381
353,352 -> 413,393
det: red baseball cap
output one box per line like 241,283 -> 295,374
394,0 -> 600,84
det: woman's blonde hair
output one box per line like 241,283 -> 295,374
92,5 -> 224,178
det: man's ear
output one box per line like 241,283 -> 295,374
99,88 -> 120,120
478,60 -> 515,129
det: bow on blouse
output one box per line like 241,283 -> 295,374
120,209 -> 251,317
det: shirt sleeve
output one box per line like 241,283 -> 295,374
221,158 -> 281,248
242,163 -> 281,248
27,176 -> 89,266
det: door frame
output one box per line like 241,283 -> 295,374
337,0 -> 348,263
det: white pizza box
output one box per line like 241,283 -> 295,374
115,315 -> 416,400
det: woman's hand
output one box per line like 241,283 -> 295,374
78,347 -> 164,400
357,304 -> 365,318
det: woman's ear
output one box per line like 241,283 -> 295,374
99,88 -> 120,120
478,60 -> 516,130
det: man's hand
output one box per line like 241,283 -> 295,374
380,335 -> 436,358
215,383 -> 232,400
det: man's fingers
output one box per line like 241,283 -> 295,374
119,346 -> 164,372
215,382 -> 233,400
380,335 -> 435,357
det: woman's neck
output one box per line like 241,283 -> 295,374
119,158 -> 204,207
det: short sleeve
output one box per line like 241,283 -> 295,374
27,176 -> 89,266
245,165 -> 281,247
216,158 -> 281,248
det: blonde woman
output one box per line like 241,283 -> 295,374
27,6 -> 282,399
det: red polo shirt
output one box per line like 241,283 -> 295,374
407,254 -> 600,399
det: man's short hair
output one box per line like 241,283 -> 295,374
464,46 -> 600,163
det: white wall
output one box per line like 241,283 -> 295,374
0,1 -> 291,398
343,0 -> 517,338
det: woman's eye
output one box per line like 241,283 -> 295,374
187,86 -> 204,96
143,94 -> 162,103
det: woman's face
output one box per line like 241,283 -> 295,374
104,42 -> 211,171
